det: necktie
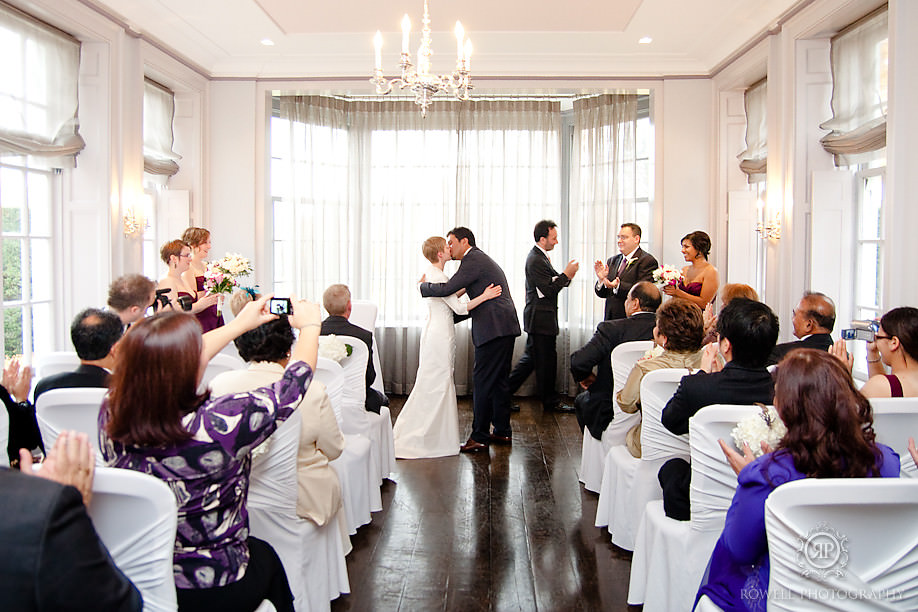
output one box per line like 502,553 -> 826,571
617,256 -> 628,276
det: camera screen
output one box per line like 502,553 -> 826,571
269,298 -> 291,315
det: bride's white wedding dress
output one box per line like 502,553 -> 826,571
393,265 -> 467,459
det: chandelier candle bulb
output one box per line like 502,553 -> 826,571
455,21 -> 464,61
401,15 -> 411,53
464,39 -> 472,69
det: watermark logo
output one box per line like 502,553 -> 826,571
795,521 -> 848,578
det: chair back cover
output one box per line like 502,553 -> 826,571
869,397 -> 918,478
199,353 -> 246,393
315,357 -> 345,425
603,340 -> 654,446
688,404 -> 761,533
88,467 -> 179,612
348,300 -> 384,395
0,404 -> 8,467
765,479 -> 918,610
33,351 -> 80,380
639,369 -> 691,463
36,387 -> 107,465
335,335 -> 370,434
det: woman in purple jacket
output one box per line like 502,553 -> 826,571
696,349 -> 900,612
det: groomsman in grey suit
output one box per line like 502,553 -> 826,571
507,220 -> 579,413
594,223 -> 658,320
419,227 -> 521,452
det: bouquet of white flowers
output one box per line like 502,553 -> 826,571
652,264 -> 684,287
731,404 -> 786,457
318,335 -> 353,363
203,253 -> 253,316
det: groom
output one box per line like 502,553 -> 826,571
419,227 -> 521,452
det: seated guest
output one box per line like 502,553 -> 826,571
571,282 -> 660,440
321,283 -> 388,414
697,350 -> 899,611
0,431 -> 142,611
33,308 -> 124,404
1,358 -> 40,464
766,291 -> 835,365
659,298 -> 779,520
831,306 -> 918,398
702,283 -> 758,345
616,298 -> 705,458
107,274 -> 156,326
209,317 -> 349,542
100,294 -> 320,611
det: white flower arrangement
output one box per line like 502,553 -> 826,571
731,404 -> 787,457
652,264 -> 684,287
318,335 -> 353,363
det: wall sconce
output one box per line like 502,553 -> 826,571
123,193 -> 152,237
755,199 -> 781,240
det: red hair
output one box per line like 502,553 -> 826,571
773,349 -> 881,478
105,311 -> 207,446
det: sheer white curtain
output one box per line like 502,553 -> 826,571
0,4 -> 84,164
143,79 -> 181,176
566,94 -> 640,393
273,97 -> 561,394
820,7 -> 888,166
738,79 -> 767,181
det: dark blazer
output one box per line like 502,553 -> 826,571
419,246 -> 521,346
33,364 -> 111,405
0,468 -> 142,611
767,332 -> 834,365
571,312 -> 656,439
522,246 -> 570,335
321,315 -> 386,413
661,362 -> 776,435
594,247 -> 658,320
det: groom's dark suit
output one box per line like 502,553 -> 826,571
420,246 -> 521,444
595,248 -> 658,320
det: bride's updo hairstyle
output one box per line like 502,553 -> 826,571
772,349 -> 881,479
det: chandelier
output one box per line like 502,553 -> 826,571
371,0 -> 472,117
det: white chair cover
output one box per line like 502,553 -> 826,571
765,479 -> 918,610
336,335 -> 396,483
317,355 -> 382,533
629,404 -> 760,610
35,387 -> 107,466
348,300 -> 384,395
869,397 -> 918,478
248,411 -> 350,611
595,368 -> 689,551
0,403 -> 8,467
88,467 -> 178,612
199,353 -> 246,393
579,340 -> 653,492
33,351 -> 80,379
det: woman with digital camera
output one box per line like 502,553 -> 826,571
831,306 -> 918,398
99,294 -> 320,611
156,239 -> 218,315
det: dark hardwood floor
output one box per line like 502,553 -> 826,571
331,396 -> 639,611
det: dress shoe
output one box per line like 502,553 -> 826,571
489,434 -> 512,444
547,403 -> 576,414
460,438 -> 488,453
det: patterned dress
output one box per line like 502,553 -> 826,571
99,360 -> 312,589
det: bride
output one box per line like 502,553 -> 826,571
393,236 -> 501,459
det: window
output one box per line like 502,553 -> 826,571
1,157 -> 58,358
850,162 -> 885,376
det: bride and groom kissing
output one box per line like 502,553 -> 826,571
393,227 -> 521,458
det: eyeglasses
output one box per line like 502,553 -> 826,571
179,252 -> 192,259
874,334 -> 893,341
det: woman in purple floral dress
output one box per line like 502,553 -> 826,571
99,294 -> 321,612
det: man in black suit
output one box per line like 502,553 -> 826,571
419,227 -> 521,452
766,291 -> 835,365
0,432 -> 142,611
507,220 -> 579,413
320,284 -> 388,414
658,298 -> 779,520
571,281 -> 661,440
594,223 -> 658,320
33,308 -> 123,404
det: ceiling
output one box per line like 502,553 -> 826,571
83,0 -> 808,80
